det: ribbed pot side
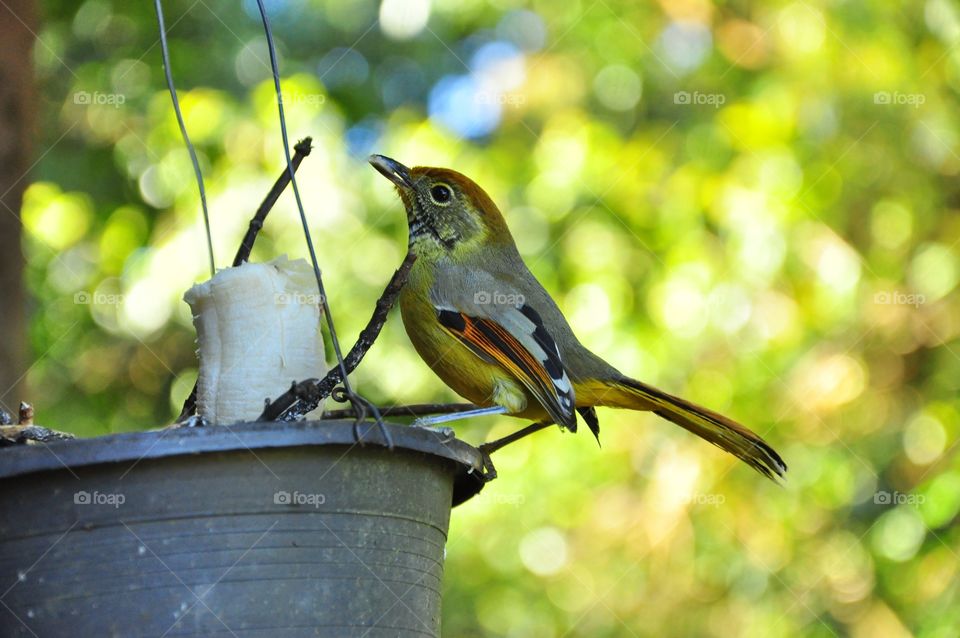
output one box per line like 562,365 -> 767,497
0,421 -> 484,638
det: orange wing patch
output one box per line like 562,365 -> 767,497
436,308 -> 576,429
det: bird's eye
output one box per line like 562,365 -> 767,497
429,183 -> 453,205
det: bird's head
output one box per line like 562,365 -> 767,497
369,154 -> 513,258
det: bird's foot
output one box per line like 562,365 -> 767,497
477,442 -> 499,481
472,421 -> 554,481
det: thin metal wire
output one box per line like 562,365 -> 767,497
153,0 -> 216,278
253,0 -> 392,447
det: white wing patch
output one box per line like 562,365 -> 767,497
433,301 -> 578,429
514,303 -> 576,421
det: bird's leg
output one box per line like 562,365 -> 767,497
480,421 -> 553,454
477,421 -> 553,480
412,405 -> 513,480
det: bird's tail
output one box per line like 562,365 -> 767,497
586,376 -> 786,481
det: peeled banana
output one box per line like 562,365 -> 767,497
184,256 -> 327,424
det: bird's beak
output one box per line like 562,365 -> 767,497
368,154 -> 414,189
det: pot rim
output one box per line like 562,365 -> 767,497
0,420 -> 487,505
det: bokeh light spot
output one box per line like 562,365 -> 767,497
872,507 -> 925,562
593,64 -> 643,111
908,243 -> 959,301
22,183 -> 93,250
519,527 -> 569,576
379,0 -> 430,40
903,413 -> 947,465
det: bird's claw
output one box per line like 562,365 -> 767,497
477,443 -> 498,481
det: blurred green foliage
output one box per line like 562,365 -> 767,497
18,0 -> 960,634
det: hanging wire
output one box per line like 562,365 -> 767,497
253,0 -> 392,447
153,0 -> 216,278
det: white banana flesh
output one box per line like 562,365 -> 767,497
184,256 -> 327,424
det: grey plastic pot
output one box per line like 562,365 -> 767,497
0,420 -> 486,637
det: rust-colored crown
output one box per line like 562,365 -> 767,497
409,166 -> 512,241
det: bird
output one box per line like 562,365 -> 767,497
369,154 -> 786,481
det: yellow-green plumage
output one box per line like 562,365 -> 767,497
370,154 -> 787,481
399,259 -> 531,416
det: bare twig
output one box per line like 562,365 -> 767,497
233,137 -> 313,267
0,401 -> 75,447
319,402 -> 479,420
18,401 -> 33,425
177,138 -> 314,422
253,0 -> 392,445
259,250 -> 417,421
1,425 -> 76,446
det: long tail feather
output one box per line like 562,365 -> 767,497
601,377 -> 787,481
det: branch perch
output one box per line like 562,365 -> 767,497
259,250 -> 417,421
233,137 -> 314,268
